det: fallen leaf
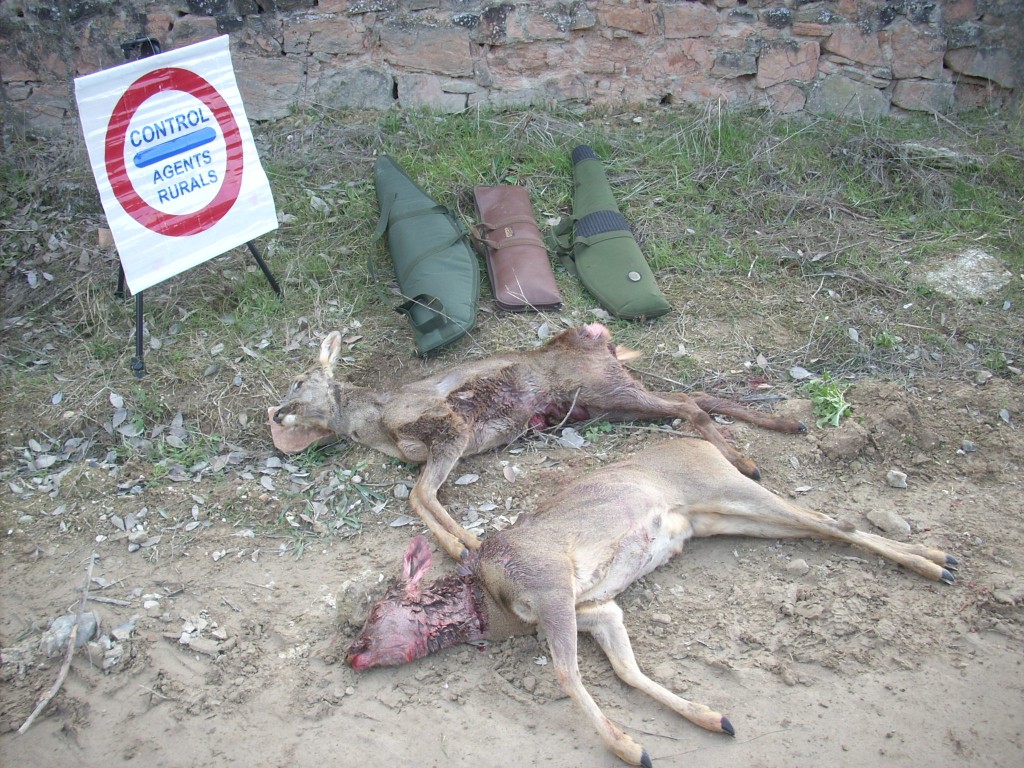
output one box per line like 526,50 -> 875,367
789,366 -> 814,381
454,474 -> 479,485
117,422 -> 143,438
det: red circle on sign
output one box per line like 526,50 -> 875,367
104,67 -> 243,237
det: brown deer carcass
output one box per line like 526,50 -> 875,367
271,323 -> 805,561
347,438 -> 957,767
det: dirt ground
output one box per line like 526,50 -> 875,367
2,327 -> 1023,767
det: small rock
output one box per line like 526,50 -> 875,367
111,618 -> 137,641
886,469 -> 908,488
794,602 -> 824,619
960,440 -> 978,454
181,636 -> 221,656
787,558 -> 810,577
521,675 -> 537,693
819,421 -> 869,461
866,509 -> 911,536
102,643 -> 124,670
393,483 -> 410,500
651,613 -> 672,625
974,370 -> 993,385
39,612 -> 100,656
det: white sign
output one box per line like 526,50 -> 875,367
75,36 -> 277,294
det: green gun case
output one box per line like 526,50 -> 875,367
373,156 -> 479,355
551,145 -> 671,320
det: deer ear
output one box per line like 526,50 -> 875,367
401,535 -> 433,594
580,322 -> 611,341
319,331 -> 344,377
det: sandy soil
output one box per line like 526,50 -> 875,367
2,359 -> 1022,767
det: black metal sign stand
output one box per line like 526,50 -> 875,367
114,241 -> 281,377
115,37 -> 281,378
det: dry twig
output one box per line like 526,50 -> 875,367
18,552 -> 97,735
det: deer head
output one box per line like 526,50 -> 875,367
347,536 -> 487,671
272,331 -> 347,433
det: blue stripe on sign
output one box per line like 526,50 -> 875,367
133,127 -> 218,168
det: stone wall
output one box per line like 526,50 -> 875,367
1,0 -> 1020,134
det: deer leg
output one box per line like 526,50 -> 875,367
597,391 -> 763,480
408,442 -> 481,561
684,486 -> 957,583
577,601 -> 734,740
685,392 -> 807,434
833,527 -> 957,583
537,595 -> 651,767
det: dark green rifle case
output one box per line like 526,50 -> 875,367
551,145 -> 671,320
373,156 -> 479,355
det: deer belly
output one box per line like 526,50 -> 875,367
575,517 -> 693,604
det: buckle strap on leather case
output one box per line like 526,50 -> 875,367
478,214 -> 538,230
471,223 -> 545,251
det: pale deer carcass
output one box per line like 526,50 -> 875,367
347,437 -> 957,767
271,323 -> 805,560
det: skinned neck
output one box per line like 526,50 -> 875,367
417,573 -> 490,657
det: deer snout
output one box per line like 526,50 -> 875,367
269,404 -> 298,426
347,650 -> 372,672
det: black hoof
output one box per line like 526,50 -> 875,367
751,467 -> 762,482
641,749 -> 653,768
940,569 -> 956,585
945,554 -> 960,568
796,422 -> 808,433
721,716 -> 735,737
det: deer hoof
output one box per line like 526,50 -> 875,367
945,554 -> 960,568
749,466 -> 762,482
720,716 -> 735,736
640,749 -> 653,768
940,568 -> 956,585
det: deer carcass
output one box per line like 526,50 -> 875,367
347,437 -> 957,767
271,323 -> 805,560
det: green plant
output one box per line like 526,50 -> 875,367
804,374 -> 852,428
583,421 -> 613,442
872,329 -> 900,349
